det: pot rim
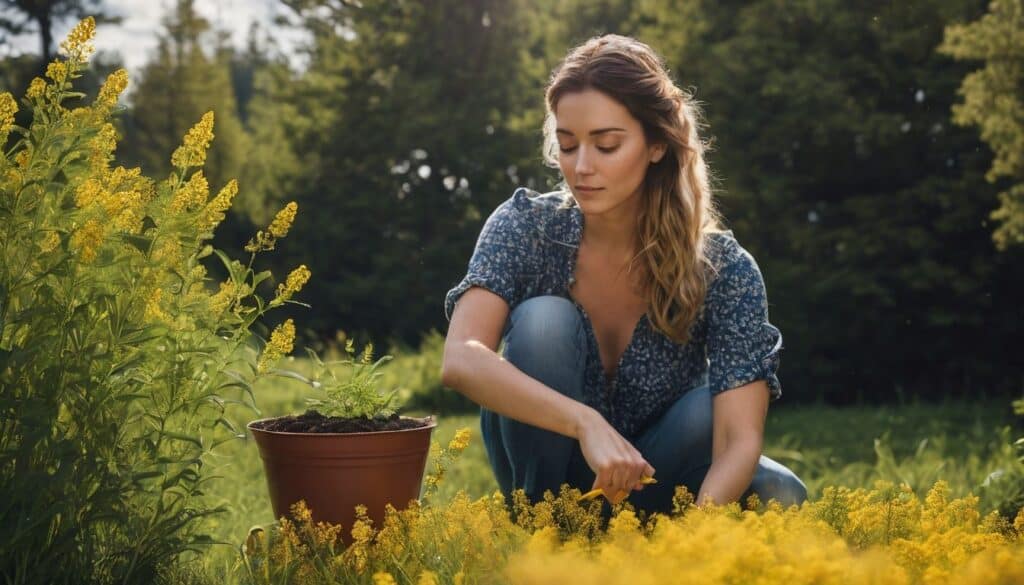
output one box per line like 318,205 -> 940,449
246,413 -> 438,436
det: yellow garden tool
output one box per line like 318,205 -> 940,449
578,476 -> 658,502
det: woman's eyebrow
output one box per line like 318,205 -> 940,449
555,127 -> 626,136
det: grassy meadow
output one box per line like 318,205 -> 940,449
192,342 -> 1024,582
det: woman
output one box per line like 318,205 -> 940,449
440,34 -> 807,517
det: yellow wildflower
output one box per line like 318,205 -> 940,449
0,92 -> 17,143
46,62 -> 68,84
95,69 -> 128,111
144,287 -> 171,323
58,17 -> 96,63
169,170 -> 209,213
151,238 -> 182,266
372,572 -> 396,585
290,500 -> 313,523
447,427 -> 472,452
74,179 -> 104,208
209,281 -> 238,316
257,318 -> 295,374
274,264 -> 311,304
69,219 -> 103,263
416,570 -> 438,585
170,111 -> 214,169
200,179 -> 237,232
268,201 -> 298,238
88,123 -> 117,172
26,78 -> 46,100
1015,507 -> 1024,536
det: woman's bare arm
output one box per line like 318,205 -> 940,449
441,287 -> 599,440
696,380 -> 769,505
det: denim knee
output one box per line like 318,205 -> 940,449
502,296 -> 587,394
747,460 -> 808,508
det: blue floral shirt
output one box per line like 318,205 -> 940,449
444,187 -> 783,438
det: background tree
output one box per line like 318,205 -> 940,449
0,0 -> 119,66
939,0 -> 1024,251
118,0 -> 248,196
263,0 -> 549,349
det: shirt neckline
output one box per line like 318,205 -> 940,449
559,196 -> 648,388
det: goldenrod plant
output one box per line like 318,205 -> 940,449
242,473 -> 1024,584
0,18 -> 309,583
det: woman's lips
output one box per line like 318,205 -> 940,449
575,186 -> 603,192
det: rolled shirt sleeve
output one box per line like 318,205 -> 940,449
444,189 -> 536,322
705,243 -> 783,400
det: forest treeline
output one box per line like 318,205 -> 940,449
1,0 -> 1021,403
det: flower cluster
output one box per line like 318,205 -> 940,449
245,477 -> 1024,585
246,201 -> 298,253
170,111 -> 214,169
258,319 -> 297,374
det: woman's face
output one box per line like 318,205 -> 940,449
554,88 -> 664,217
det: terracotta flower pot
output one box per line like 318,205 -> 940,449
247,414 -> 438,543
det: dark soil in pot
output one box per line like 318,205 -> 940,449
249,409 -> 430,433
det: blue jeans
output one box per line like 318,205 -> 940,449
480,295 -> 808,518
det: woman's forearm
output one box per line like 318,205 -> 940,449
696,439 -> 761,506
441,339 -> 598,440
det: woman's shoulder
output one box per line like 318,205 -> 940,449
484,186 -> 577,244
704,228 -> 764,282
503,186 -> 575,215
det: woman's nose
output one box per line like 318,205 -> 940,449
575,146 -> 595,175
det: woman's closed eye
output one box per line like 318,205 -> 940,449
558,144 -> 620,154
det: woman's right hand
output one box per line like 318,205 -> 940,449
576,408 -> 655,505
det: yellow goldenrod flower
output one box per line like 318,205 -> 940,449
58,17 -> 96,63
95,69 -> 128,110
74,178 -> 104,208
257,318 -> 295,374
274,264 -> 311,304
290,500 -> 313,523
144,287 -> 171,324
170,111 -> 215,169
372,572 -> 396,585
200,179 -> 238,232
26,77 -> 46,100
109,191 -> 145,233
0,92 -> 17,143
45,62 -> 68,84
209,281 -> 238,316
169,170 -> 209,213
447,427 -> 472,452
151,238 -> 183,266
88,123 -> 118,172
268,201 -> 298,238
69,219 -> 104,263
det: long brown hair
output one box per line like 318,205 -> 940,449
542,34 -> 727,345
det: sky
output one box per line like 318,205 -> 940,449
0,0 -> 310,80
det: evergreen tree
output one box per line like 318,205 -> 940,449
267,0 -> 546,348
118,0 -> 248,194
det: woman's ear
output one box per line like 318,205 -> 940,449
650,144 -> 667,164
